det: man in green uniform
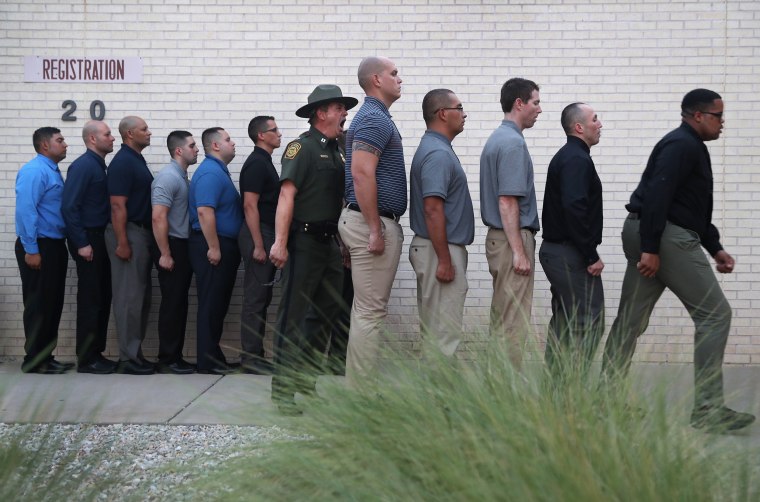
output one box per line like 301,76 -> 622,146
269,84 -> 358,415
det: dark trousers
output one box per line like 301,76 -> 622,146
239,223 -> 276,365
15,237 -> 68,368
152,237 -> 193,364
272,232 -> 344,403
189,232 -> 241,371
602,218 -> 731,409
539,241 -> 604,381
68,231 -> 111,365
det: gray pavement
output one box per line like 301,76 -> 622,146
1,359 -> 758,432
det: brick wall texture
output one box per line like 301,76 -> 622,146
1,0 -> 759,364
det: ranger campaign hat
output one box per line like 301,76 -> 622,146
295,84 -> 359,118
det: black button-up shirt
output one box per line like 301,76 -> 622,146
541,136 -> 603,265
626,122 -> 722,256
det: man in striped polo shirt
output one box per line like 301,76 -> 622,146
340,56 -> 406,387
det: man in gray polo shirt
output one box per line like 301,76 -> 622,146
150,130 -> 198,374
480,78 -> 542,369
409,89 -> 474,358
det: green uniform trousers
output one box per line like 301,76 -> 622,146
602,216 -> 731,408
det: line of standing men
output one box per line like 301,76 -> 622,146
12,60 -> 755,430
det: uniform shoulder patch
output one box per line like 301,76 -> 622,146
284,142 -> 302,160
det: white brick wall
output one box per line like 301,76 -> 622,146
1,0 -> 759,364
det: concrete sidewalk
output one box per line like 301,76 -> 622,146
1,359 -> 758,431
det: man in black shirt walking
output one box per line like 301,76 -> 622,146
540,102 -> 604,381
602,89 -> 754,432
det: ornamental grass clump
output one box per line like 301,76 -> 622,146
207,345 -> 759,501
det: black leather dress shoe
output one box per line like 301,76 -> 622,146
22,358 -> 75,374
157,360 -> 196,375
116,359 -> 155,375
78,357 -> 118,374
197,365 -> 239,375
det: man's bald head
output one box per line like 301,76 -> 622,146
358,56 -> 391,91
118,115 -> 143,138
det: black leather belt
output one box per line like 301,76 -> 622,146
346,202 -> 400,223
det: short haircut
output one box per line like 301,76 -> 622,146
202,127 -> 225,152
308,104 -> 330,125
358,56 -> 388,91
422,89 -> 455,125
500,78 -> 539,113
118,115 -> 142,138
32,127 -> 61,153
248,116 -> 275,143
681,88 -> 722,115
82,120 -> 102,143
167,130 -> 193,155
561,102 -> 587,135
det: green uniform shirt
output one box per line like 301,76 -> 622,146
280,126 -> 345,223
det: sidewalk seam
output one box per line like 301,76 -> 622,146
166,376 -> 223,424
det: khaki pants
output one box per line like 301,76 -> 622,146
409,235 -> 468,357
485,227 -> 536,369
338,208 -> 403,388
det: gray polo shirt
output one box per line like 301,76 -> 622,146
410,130 -> 474,246
151,159 -> 190,239
479,120 -> 540,231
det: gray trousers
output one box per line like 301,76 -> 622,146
539,241 -> 604,380
602,216 -> 731,408
105,223 -> 153,362
238,223 -> 276,365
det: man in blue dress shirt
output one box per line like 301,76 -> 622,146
188,127 -> 243,374
62,120 -> 119,374
15,127 -> 73,374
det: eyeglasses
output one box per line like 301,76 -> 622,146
437,106 -> 465,113
700,111 -> 723,119
263,127 -> 279,134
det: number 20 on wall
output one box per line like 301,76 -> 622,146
61,100 -> 106,121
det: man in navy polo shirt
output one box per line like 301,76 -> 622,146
105,115 -> 155,375
188,127 -> 243,374
15,127 -> 72,374
339,56 -> 406,387
62,120 -> 119,374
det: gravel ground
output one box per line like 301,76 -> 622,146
0,422 -> 296,501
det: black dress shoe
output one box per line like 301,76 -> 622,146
116,359 -> 155,375
197,365 -> 239,375
22,358 -> 74,374
157,360 -> 196,375
78,357 -> 118,375
691,405 -> 756,432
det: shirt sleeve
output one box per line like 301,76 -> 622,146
61,163 -> 90,249
419,149 -> 453,200
280,141 -> 309,190
151,175 -> 175,208
496,143 -> 531,197
352,113 -> 392,153
192,172 -> 221,208
107,157 -> 133,197
15,166 -> 44,254
559,155 -> 600,264
639,139 -> 696,254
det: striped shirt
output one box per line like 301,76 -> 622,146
345,96 -> 407,216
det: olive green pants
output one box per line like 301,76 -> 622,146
602,216 -> 731,408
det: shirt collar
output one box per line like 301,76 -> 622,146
501,119 -> 522,136
253,145 -> 273,161
169,159 -> 189,180
679,121 -> 704,143
36,154 -> 60,171
309,126 -> 337,150
566,135 -> 591,153
365,96 -> 392,117
84,149 -> 107,169
203,154 -> 230,175
119,143 -> 147,163
424,130 -> 452,146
